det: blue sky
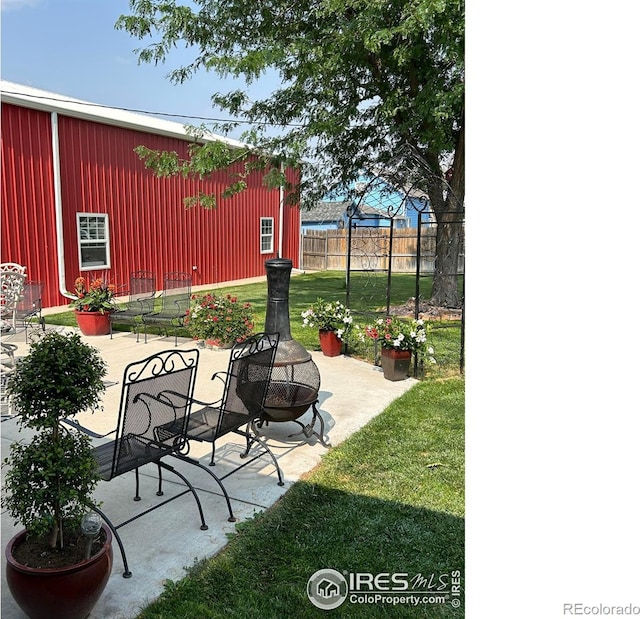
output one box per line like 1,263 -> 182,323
0,0 -> 276,138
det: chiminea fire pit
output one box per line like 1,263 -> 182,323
258,258 -> 329,446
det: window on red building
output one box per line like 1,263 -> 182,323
260,217 -> 274,254
77,214 -> 111,269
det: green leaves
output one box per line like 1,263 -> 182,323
134,146 -> 183,177
3,428 -> 100,544
6,332 -> 107,429
117,0 -> 465,209
3,331 -> 106,547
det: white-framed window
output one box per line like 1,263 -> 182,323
76,213 -> 111,269
260,217 -> 274,254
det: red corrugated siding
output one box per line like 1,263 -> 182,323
57,116 -> 298,295
2,104 -> 300,308
1,103 -> 61,307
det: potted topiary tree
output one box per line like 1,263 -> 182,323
3,331 -> 113,619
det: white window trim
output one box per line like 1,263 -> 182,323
76,213 -> 111,270
260,217 -> 274,254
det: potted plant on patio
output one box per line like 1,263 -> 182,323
185,292 -> 255,348
3,330 -> 113,619
69,275 -> 118,336
364,316 -> 432,380
301,297 -> 353,357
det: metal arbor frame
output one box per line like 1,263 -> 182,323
344,144 -> 465,373
345,145 -> 436,317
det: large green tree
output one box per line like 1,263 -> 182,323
117,0 -> 464,307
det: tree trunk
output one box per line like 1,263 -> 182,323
51,423 -> 64,550
426,114 -> 465,308
431,214 -> 464,307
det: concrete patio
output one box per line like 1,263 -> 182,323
1,325 -> 416,619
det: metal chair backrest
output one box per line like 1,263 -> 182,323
104,348 -> 199,481
13,281 -> 44,341
215,332 -> 279,437
0,263 -> 27,275
15,281 -> 43,317
158,271 -> 191,313
1,271 -> 26,330
128,270 -> 156,302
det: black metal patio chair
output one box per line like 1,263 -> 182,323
141,271 -> 191,345
163,333 -> 284,517
13,281 -> 45,342
63,348 -> 214,578
111,270 -> 156,341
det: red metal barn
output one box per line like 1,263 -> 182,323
1,81 -> 301,309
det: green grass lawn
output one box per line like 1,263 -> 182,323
45,271 -> 463,375
135,376 -> 465,618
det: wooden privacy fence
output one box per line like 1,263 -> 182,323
301,228 -> 464,273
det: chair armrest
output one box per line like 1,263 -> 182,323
173,298 -> 190,314
154,388 -> 222,409
133,391 -> 183,409
202,371 -> 228,405
147,434 -> 182,451
151,374 -> 227,410
61,417 -> 117,439
116,297 -> 155,314
210,371 -> 229,385
131,392 -> 189,450
138,297 -> 156,313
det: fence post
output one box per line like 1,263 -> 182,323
346,224 -> 353,307
386,224 -> 393,315
325,230 -> 329,270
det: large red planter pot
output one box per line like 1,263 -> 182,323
318,329 -> 342,357
74,310 -> 111,336
5,526 -> 113,619
380,348 -> 412,381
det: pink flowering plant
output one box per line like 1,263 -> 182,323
301,298 -> 353,339
364,316 -> 431,354
69,275 -> 118,313
185,292 -> 255,346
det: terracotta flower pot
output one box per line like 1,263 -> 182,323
380,348 -> 411,381
5,526 -> 113,619
74,310 -> 111,336
319,329 -> 342,357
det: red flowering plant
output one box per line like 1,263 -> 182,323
69,275 -> 118,313
364,316 -> 431,354
185,292 -> 255,346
